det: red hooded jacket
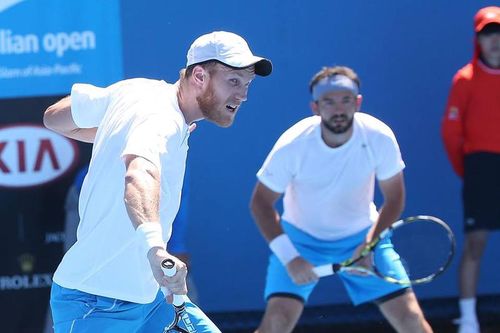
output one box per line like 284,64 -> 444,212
441,6 -> 500,177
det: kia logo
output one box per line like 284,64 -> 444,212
0,124 -> 78,188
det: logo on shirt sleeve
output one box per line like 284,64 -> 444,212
448,106 -> 460,120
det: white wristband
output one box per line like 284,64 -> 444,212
269,234 -> 300,266
136,223 -> 165,255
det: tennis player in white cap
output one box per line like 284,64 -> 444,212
44,31 -> 272,333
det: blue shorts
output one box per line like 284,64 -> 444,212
264,222 -> 408,306
50,283 -> 220,332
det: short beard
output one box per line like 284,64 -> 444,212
196,83 -> 232,127
322,115 -> 354,134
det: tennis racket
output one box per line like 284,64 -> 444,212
161,259 -> 197,333
313,215 -> 455,285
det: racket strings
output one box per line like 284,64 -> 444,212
374,217 -> 455,284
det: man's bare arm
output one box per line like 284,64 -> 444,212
250,182 -> 283,242
367,171 -> 406,243
124,154 -> 188,297
43,96 -> 97,143
123,155 -> 161,229
251,181 -> 317,284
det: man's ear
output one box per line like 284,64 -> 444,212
310,101 -> 319,115
192,66 -> 207,88
356,94 -> 363,111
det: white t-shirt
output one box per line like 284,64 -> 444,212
53,78 -> 190,304
257,113 -> 405,241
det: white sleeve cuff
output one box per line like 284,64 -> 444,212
269,234 -> 300,266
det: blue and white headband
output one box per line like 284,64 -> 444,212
311,75 -> 359,101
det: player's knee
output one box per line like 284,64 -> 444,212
257,312 -> 297,333
258,297 -> 303,333
395,307 -> 427,331
405,307 -> 425,322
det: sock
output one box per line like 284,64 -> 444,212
459,298 -> 477,322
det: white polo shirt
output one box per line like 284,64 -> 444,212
257,113 -> 405,241
53,78 -> 190,303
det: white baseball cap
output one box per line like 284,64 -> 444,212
186,31 -> 272,76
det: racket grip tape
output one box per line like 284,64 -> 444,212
160,258 -> 184,306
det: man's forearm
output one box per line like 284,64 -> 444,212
124,155 -> 161,229
124,174 -> 160,229
368,199 -> 404,243
124,164 -> 164,256
251,204 -> 283,242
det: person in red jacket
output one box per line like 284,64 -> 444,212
441,6 -> 500,333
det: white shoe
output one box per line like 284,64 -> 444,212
453,318 -> 480,333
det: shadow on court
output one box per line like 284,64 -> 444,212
210,294 -> 500,333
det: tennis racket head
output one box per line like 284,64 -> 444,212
370,215 -> 455,285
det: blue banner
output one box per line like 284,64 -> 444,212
0,0 -> 122,98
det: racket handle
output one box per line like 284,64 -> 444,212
161,258 -> 185,307
162,258 -> 177,276
313,264 -> 334,277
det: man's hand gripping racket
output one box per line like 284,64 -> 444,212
313,215 -> 456,285
161,259 -> 197,333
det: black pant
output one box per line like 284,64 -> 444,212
462,152 -> 500,232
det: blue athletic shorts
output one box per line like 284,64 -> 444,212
264,221 -> 409,306
50,283 -> 220,332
